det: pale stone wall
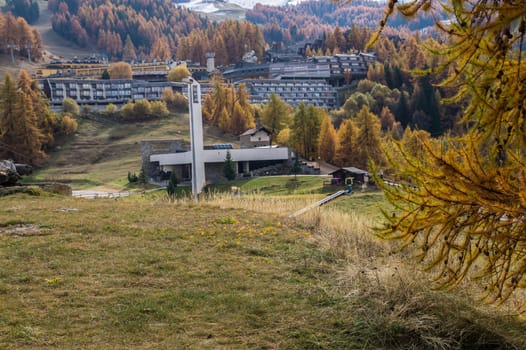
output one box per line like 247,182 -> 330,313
140,140 -> 187,181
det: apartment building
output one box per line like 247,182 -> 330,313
238,79 -> 338,109
38,78 -> 184,105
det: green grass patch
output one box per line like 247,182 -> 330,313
327,192 -> 394,222
0,195 -> 356,348
207,176 -> 334,196
0,195 -> 523,349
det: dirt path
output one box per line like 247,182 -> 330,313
72,190 -> 133,198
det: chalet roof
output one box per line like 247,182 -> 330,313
329,167 -> 369,176
240,126 -> 271,136
317,161 -> 340,175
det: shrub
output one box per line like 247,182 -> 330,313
62,97 -> 80,115
172,92 -> 188,110
108,61 -> 132,79
113,100 -> 169,121
127,171 -> 138,183
150,101 -> 169,117
81,104 -> 92,115
106,103 -> 118,115
162,88 -> 176,105
133,100 -> 152,118
167,64 -> 191,82
120,101 -> 135,120
162,89 -> 187,111
60,115 -> 78,135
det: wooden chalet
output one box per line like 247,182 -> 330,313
329,167 -> 370,185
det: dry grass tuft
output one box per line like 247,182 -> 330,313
203,191 -> 317,215
199,191 -> 526,349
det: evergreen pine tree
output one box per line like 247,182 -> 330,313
384,63 -> 393,88
166,172 -> 178,197
410,76 -> 442,135
391,65 -> 403,89
223,150 -> 236,181
290,155 -> 301,179
396,89 -> 410,128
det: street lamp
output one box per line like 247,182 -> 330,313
183,77 -> 206,202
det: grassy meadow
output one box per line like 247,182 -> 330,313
1,189 -> 525,349
1,194 -> 350,349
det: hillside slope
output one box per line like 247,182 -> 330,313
30,113 -> 238,190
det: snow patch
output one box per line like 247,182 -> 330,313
227,0 -> 289,8
178,0 -> 303,12
181,0 -> 221,13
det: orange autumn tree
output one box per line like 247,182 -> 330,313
108,62 -> 132,79
318,113 -> 337,163
0,74 -> 45,165
366,0 -> 526,306
202,81 -> 255,134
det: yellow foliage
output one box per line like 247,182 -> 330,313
108,61 -> 132,79
60,115 -> 78,135
167,64 -> 191,82
276,128 -> 291,146
371,0 -> 526,307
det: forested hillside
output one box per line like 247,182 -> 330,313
246,0 -> 440,45
0,12 -> 44,61
48,0 -> 207,59
4,0 -> 40,24
175,20 -> 265,65
46,0 -> 266,64
42,0 -> 443,64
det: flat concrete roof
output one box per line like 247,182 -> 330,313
151,147 -> 290,166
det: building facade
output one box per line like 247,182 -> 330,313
239,127 -> 272,148
308,53 -> 377,85
38,78 -> 185,105
238,79 -> 338,109
142,140 -> 292,184
223,52 -> 375,109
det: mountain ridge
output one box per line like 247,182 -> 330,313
177,0 -> 305,18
